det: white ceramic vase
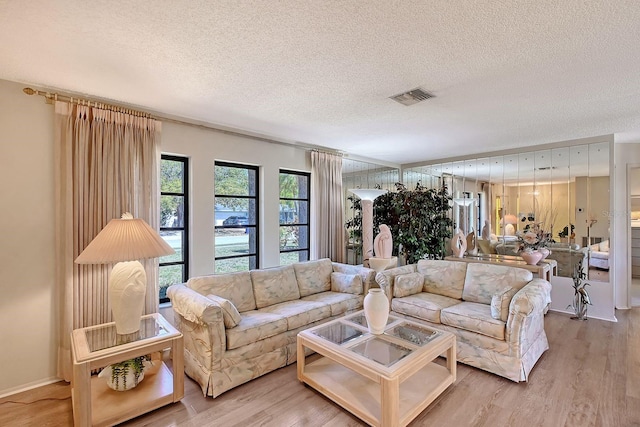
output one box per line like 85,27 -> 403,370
363,288 -> 389,334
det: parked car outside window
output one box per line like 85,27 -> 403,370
223,216 -> 248,226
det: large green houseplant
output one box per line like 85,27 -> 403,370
373,182 -> 452,264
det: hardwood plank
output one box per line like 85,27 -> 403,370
2,310 -> 640,427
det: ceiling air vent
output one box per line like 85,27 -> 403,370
389,87 -> 435,106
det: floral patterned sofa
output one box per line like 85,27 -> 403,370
167,259 -> 374,397
376,259 -> 551,382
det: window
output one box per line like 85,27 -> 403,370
279,170 -> 310,265
159,155 -> 189,303
214,162 -> 259,273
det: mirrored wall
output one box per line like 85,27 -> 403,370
403,141 -> 611,281
342,158 -> 400,265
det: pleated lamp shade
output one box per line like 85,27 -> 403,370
75,213 -> 174,264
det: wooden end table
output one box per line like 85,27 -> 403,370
71,313 -> 184,426
297,311 -> 456,427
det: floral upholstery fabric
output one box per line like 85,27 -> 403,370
187,271 -> 257,313
258,299 -> 330,330
331,262 -> 376,291
462,263 -> 533,304
206,294 -> 242,328
293,258 -> 333,297
441,301 -> 506,340
225,311 -> 288,350
301,291 -> 363,316
168,260 -> 371,397
330,272 -> 363,294
490,287 -> 517,321
375,264 -> 418,303
386,259 -> 550,382
251,265 -> 300,308
393,272 -> 424,297
417,259 -> 467,299
391,293 -> 461,323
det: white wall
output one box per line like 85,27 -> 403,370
613,140 -> 640,309
0,80 -> 57,395
0,78 -> 310,396
160,122 -> 310,275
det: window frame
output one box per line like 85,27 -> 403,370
159,154 -> 189,304
279,169 -> 311,264
214,161 -> 260,271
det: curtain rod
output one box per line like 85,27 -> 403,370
22,86 -> 338,152
23,87 -> 152,118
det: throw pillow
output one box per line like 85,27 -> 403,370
206,294 -> 242,328
599,240 -> 610,252
393,272 -> 424,298
490,287 -> 517,322
330,272 -> 363,294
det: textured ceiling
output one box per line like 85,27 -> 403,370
1,1 -> 640,165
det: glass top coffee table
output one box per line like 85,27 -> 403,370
297,311 -> 456,427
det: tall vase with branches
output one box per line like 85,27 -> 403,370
567,257 -> 591,320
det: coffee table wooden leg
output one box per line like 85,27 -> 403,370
381,376 -> 400,427
297,338 -> 305,381
447,341 -> 457,381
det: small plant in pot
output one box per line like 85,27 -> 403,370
98,355 -> 153,391
567,257 -> 591,320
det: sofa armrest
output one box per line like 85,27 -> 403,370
331,262 -> 375,293
167,284 -> 224,325
505,279 -> 551,357
167,284 -> 226,370
374,264 -> 418,305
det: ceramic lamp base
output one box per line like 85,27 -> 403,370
109,260 -> 146,334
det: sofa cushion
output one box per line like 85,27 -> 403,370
441,302 -> 505,340
251,265 -> 301,309
293,258 -> 333,297
330,272 -> 363,294
490,287 -> 517,322
462,263 -> 533,305
391,293 -> 461,324
226,311 -> 288,350
258,300 -> 331,330
301,292 -> 363,316
187,271 -> 257,313
206,294 -> 242,328
417,259 -> 467,300
393,272 -> 424,298
599,240 -> 609,251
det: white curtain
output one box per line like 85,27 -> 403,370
55,101 -> 161,381
311,151 -> 346,262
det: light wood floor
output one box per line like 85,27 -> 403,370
2,309 -> 639,427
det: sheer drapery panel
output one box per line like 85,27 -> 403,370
310,151 -> 345,263
55,101 -> 161,381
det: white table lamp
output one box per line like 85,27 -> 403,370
75,213 -> 175,334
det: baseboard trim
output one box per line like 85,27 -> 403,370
548,308 -> 618,323
0,377 -> 63,399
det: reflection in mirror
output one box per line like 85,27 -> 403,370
401,141 -> 610,282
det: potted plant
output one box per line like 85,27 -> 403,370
98,355 -> 153,391
558,224 -> 575,243
567,257 -> 591,320
373,181 -> 452,264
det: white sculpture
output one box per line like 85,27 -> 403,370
370,224 -> 397,273
481,220 -> 491,240
373,224 -> 393,259
451,228 -> 467,258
